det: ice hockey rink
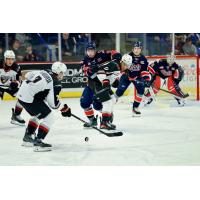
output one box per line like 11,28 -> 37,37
0,97 -> 200,166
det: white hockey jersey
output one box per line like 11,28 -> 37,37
0,68 -> 18,87
17,70 -> 61,109
97,61 -> 120,84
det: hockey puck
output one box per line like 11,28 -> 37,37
85,137 -> 89,142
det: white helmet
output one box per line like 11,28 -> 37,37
122,54 -> 132,68
51,62 -> 67,75
167,54 -> 176,65
4,50 -> 15,60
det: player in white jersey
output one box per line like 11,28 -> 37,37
0,50 -> 25,126
94,53 -> 132,130
17,62 -> 71,152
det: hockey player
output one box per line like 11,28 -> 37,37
97,53 -> 133,128
145,54 -> 188,106
115,41 -> 151,116
80,41 -> 119,128
94,53 -> 123,130
17,62 -> 71,152
0,50 -> 25,125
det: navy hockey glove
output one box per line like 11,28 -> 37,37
144,80 -> 151,88
60,104 -> 71,117
135,79 -> 151,88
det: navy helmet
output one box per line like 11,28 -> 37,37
86,42 -> 96,51
132,41 -> 143,49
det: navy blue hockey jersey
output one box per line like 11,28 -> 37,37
148,59 -> 181,80
127,52 -> 150,81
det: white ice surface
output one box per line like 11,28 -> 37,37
0,98 -> 200,166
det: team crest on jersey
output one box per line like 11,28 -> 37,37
129,64 -> 141,71
161,69 -> 172,76
140,61 -> 144,64
1,75 -> 10,84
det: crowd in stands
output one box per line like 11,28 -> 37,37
175,33 -> 200,55
0,33 -> 89,61
0,33 -> 200,62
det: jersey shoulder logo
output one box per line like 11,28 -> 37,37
140,61 -> 145,64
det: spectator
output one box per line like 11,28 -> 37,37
15,33 -> 30,47
175,34 -> 186,55
11,39 -> 26,61
187,33 -> 200,46
76,33 -> 89,55
182,37 -> 197,55
23,43 -> 38,61
61,33 -> 76,56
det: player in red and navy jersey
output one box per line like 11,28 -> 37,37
115,41 -> 151,116
145,54 -> 188,106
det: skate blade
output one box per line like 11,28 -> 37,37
11,120 -> 25,126
132,114 -> 141,117
100,127 -> 116,131
34,146 -> 52,152
83,125 -> 98,129
22,142 -> 34,147
83,126 -> 93,129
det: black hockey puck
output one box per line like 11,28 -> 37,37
85,137 -> 89,142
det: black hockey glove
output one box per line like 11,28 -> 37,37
112,78 -> 119,88
60,104 -> 71,117
10,81 -> 19,90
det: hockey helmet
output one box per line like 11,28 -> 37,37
51,62 -> 67,75
122,54 -> 132,68
4,50 -> 15,60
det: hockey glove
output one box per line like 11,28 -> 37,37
112,78 -> 119,88
10,81 -> 19,90
144,80 -> 151,88
102,79 -> 111,91
60,104 -> 71,117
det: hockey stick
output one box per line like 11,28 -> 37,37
148,86 -> 156,101
75,59 -> 117,77
71,113 -> 123,137
0,85 -> 10,88
156,87 -> 189,99
97,59 -> 117,69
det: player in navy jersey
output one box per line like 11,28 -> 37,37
80,42 -> 119,128
115,41 -> 151,116
145,54 -> 188,106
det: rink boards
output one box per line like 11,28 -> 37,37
2,55 -> 200,101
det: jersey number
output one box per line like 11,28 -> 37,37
26,76 -> 42,84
